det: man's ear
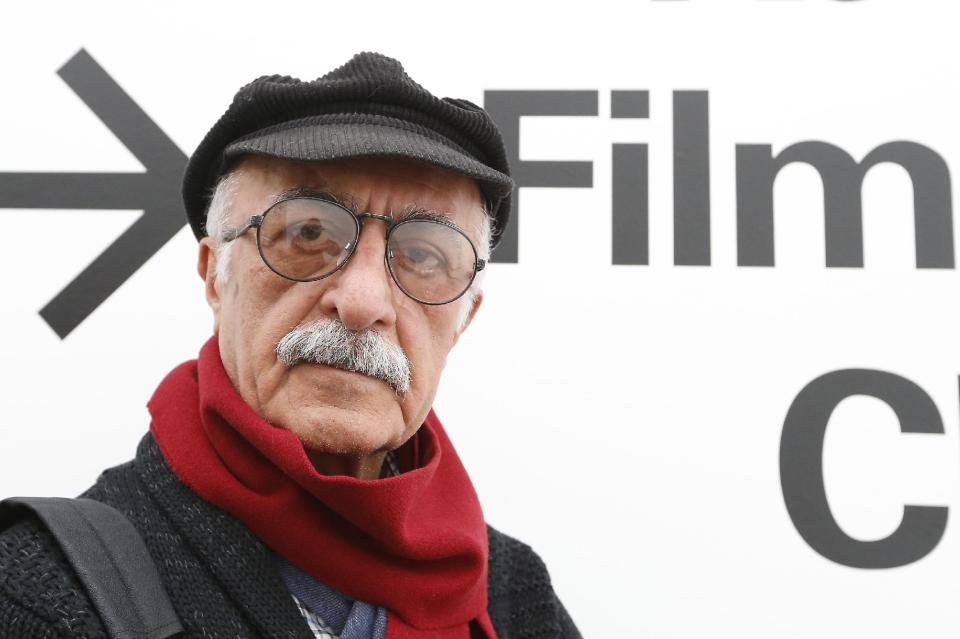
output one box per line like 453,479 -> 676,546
197,237 -> 222,335
453,290 -> 483,344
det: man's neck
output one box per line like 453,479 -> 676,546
305,449 -> 386,479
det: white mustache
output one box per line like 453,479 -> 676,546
276,319 -> 412,396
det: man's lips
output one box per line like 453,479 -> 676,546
299,360 -> 396,391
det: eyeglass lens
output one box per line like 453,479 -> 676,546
257,198 -> 477,304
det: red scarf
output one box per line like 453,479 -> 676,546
149,337 -> 496,639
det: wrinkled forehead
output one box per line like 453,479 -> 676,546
227,155 -> 485,229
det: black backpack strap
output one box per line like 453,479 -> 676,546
0,496 -> 183,639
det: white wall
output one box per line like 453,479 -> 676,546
2,1 -> 959,636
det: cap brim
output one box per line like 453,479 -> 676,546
224,120 -> 514,208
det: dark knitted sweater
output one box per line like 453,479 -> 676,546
0,435 -> 581,638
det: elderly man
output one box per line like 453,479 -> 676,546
0,53 -> 579,638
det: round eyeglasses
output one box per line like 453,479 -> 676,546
220,196 -> 486,305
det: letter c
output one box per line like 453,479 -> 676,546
780,369 -> 948,568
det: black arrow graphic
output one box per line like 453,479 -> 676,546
0,49 -> 188,338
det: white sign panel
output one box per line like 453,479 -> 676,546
2,1 -> 959,636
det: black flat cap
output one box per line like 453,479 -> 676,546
182,52 -> 514,246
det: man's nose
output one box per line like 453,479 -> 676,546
316,223 -> 397,331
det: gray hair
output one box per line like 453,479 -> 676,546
276,318 -> 412,395
203,171 -> 491,331
204,171 -> 242,284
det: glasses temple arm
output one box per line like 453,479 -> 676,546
220,215 -> 263,243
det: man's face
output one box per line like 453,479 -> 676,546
198,155 -> 485,478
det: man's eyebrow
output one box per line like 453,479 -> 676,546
271,189 -> 461,228
274,187 -> 358,212
394,205 -> 458,227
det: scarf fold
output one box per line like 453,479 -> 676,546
148,337 -> 496,639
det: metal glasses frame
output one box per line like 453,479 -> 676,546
220,196 -> 487,305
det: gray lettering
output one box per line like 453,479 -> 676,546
780,369 -> 948,569
484,91 -> 599,263
737,141 -> 954,268
674,91 -> 711,266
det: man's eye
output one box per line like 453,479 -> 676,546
396,244 -> 447,274
292,223 -> 324,241
406,247 -> 436,264
283,221 -> 340,256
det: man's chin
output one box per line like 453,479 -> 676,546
276,403 -> 407,457
265,366 -> 413,474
